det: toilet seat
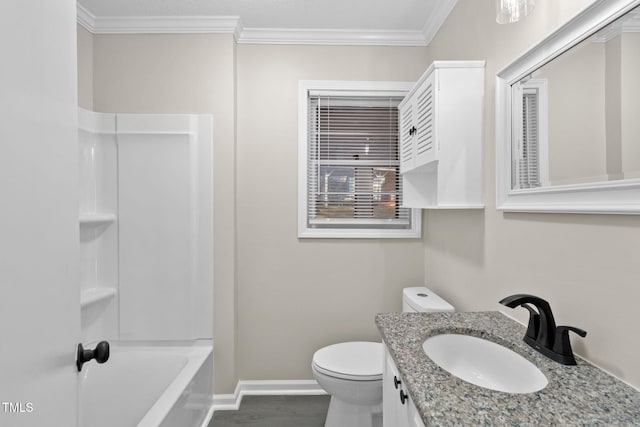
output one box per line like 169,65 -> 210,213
312,342 -> 383,381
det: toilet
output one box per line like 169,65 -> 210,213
311,286 -> 454,427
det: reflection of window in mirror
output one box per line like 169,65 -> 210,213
512,79 -> 548,189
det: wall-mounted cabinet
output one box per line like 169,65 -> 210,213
399,61 -> 485,209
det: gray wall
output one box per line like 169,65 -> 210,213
78,0 -> 640,393
79,31 -> 428,393
424,0 -> 640,387
235,44 -> 428,380
621,32 -> 640,177
538,41 -> 606,185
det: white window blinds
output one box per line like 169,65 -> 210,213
518,88 -> 541,189
305,94 -> 412,231
512,79 -> 548,190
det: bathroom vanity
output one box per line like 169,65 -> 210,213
376,311 -> 640,426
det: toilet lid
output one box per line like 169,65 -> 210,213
312,342 -> 383,381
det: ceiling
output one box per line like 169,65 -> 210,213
76,0 -> 458,46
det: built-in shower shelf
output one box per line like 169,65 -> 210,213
80,287 -> 117,309
79,213 -> 116,227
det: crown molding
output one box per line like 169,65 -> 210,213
76,3 -> 95,32
591,8 -> 640,42
77,4 -> 241,36
76,0 -> 457,46
422,0 -> 458,45
236,28 -> 429,46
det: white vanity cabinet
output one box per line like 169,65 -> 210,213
383,346 -> 426,427
399,61 -> 485,209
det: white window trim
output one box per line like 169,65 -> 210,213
298,80 -> 421,239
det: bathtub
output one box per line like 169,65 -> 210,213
79,342 -> 213,427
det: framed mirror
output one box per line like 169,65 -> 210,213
496,0 -> 640,214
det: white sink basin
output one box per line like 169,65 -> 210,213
422,334 -> 548,394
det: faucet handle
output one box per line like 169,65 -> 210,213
552,326 -> 587,365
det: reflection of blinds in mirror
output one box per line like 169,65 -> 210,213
519,89 -> 540,189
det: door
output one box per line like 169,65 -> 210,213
399,99 -> 416,173
0,1 -> 80,426
414,73 -> 437,167
383,348 -> 410,427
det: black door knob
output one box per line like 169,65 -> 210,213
76,341 -> 110,372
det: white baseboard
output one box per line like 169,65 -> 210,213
211,380 -> 326,411
200,405 -> 216,427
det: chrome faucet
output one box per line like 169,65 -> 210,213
500,294 -> 586,365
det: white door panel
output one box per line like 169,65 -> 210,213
0,1 -> 80,426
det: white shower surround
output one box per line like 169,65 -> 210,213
78,109 -> 214,426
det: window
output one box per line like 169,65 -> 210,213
512,79 -> 548,189
298,81 -> 420,238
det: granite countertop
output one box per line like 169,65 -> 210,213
376,311 -> 640,426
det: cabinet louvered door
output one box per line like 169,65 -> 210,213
414,73 -> 437,166
399,101 -> 415,173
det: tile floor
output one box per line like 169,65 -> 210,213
209,395 -> 330,427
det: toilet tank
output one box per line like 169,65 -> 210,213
402,287 -> 455,313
